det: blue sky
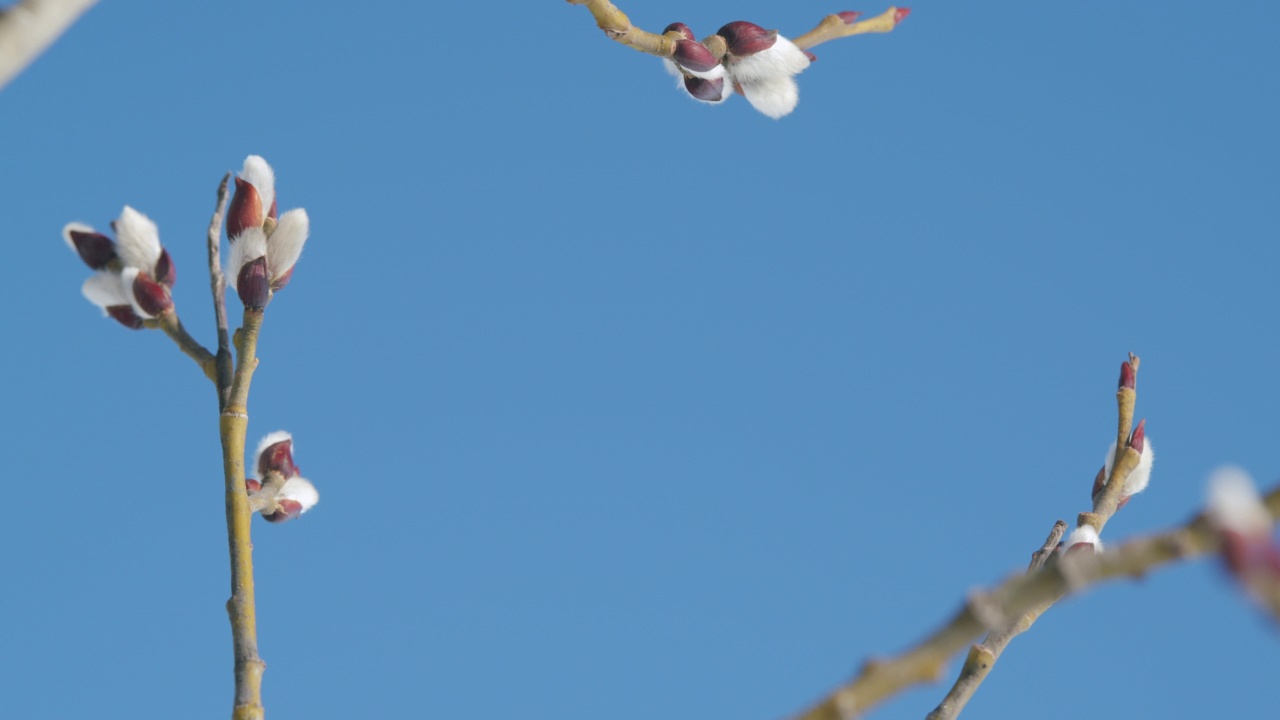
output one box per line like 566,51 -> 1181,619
2,2 -> 1278,718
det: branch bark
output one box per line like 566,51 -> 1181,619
790,484 -> 1280,720
0,0 -> 97,91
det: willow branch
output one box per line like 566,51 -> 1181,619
924,522 -> 1067,720
792,484 -> 1280,720
206,173 -> 233,409
926,355 -> 1143,719
148,310 -> 217,383
566,1 -> 908,61
0,0 -> 97,91
222,308 -> 265,720
792,8 -> 910,51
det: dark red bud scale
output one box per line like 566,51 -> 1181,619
131,272 -> 173,317
803,50 -> 818,62
662,22 -> 695,41
685,76 -> 727,102
236,256 -> 271,309
226,177 -> 263,239
106,305 -> 144,330
245,478 -> 262,494
837,11 -> 861,24
893,8 -> 912,23
1119,361 -> 1135,390
154,248 -> 176,288
257,439 -> 297,479
1091,465 -> 1107,500
68,229 -> 117,270
672,39 -> 719,73
1129,418 -> 1146,453
270,265 -> 294,292
717,21 -> 778,56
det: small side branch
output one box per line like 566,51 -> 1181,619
207,173 -> 233,408
924,521 -> 1067,720
150,311 -> 217,383
791,485 -> 1280,720
792,8 -> 910,51
0,0 -> 98,91
565,0 -> 675,59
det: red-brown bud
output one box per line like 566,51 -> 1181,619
67,229 -> 117,269
1119,360 -> 1135,390
663,22 -> 694,40
245,477 -> 262,494
685,76 -> 727,102
154,248 -> 176,288
236,256 -> 271,309
894,8 -> 912,23
837,11 -> 862,24
131,271 -> 173,317
106,305 -> 144,330
257,438 -> 298,479
227,176 -> 264,239
1129,418 -> 1146,454
672,39 -> 719,73
717,21 -> 778,56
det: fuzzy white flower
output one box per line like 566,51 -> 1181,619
1206,466 -> 1271,535
277,475 -> 320,515
1064,525 -> 1103,553
239,155 -> 276,220
717,22 -> 810,119
1103,436 -> 1155,499
113,206 -> 162,272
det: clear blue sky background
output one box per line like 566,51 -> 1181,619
2,2 -> 1277,718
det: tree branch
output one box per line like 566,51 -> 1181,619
791,484 -> 1280,720
149,309 -> 217,383
207,173 -> 233,409
0,0 -> 97,91
792,8 -> 910,52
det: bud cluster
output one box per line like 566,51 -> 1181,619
660,11 -> 909,118
245,431 -> 320,523
63,207 -> 177,328
226,155 -> 309,310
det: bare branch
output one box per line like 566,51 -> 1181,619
0,0 -> 97,91
792,8 -> 910,52
791,484 -> 1280,720
206,173 -> 233,409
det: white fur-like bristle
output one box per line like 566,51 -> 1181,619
81,271 -> 129,311
739,75 -> 800,119
240,155 -> 276,217
1207,466 -> 1270,535
267,209 -> 308,282
726,35 -> 809,84
1123,440 -> 1155,497
227,227 -> 268,291
278,475 -> 319,514
118,266 -> 153,319
1103,439 -> 1156,499
62,222 -> 96,253
253,430 -> 294,472
113,206 -> 162,272
1064,525 -> 1103,552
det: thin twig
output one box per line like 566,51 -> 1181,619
0,0 -> 97,91
792,8 -> 909,51
151,310 -> 217,382
566,1 -> 907,61
791,485 -> 1280,720
207,173 -> 233,409
925,357 -> 1144,718
924,521 -> 1067,720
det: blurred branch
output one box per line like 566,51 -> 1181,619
0,0 -> 97,91
924,521 -> 1066,720
791,482 -> 1280,720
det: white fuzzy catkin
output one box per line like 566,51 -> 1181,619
725,36 -> 810,119
112,206 -> 162,272
1102,438 -> 1155,498
1206,466 -> 1271,535
1064,524 -> 1103,552
239,155 -> 276,218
